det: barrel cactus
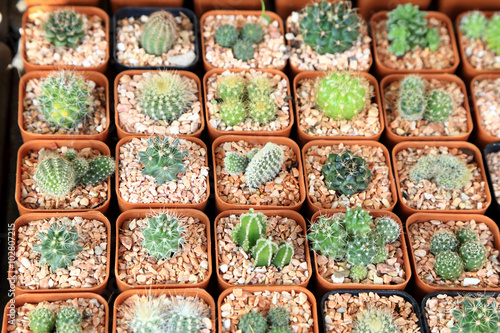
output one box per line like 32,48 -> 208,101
219,98 -> 247,126
252,237 -> 279,267
343,206 -> 372,236
434,250 -> 464,280
140,11 -> 178,56
455,228 -> 478,245
166,297 -> 208,333
142,213 -> 185,260
459,241 -> 487,272
247,76 -> 274,100
241,23 -> 264,44
244,142 -> 284,188
272,241 -> 294,270
217,74 -> 246,100
29,307 -> 55,333
238,311 -> 267,333
353,307 -> 399,333
232,209 -> 267,251
55,307 -> 82,328
424,89 -> 453,123
308,215 -> 347,260
397,75 -> 426,121
34,155 -> 76,198
43,10 -> 84,48
233,39 -> 255,61
430,231 -> 458,255
215,24 -> 239,48
451,297 -> 500,333
248,95 -> 277,124
267,307 -> 289,327
375,216 -> 401,244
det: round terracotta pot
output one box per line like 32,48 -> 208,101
470,74 -> 500,148
21,6 -> 109,73
406,213 -> 500,297
9,212 -> 110,295
357,0 -> 431,20
2,292 -> 109,333
217,286 -> 319,333
370,11 -> 460,77
203,68 -> 294,142
110,0 -> 183,13
293,71 -> 384,145
380,74 -> 473,148
200,10 -> 287,72
212,135 -> 306,213
25,0 -> 99,6
115,209 -> 212,292
440,1 -> 500,21
18,71 -> 110,142
310,210 -> 411,294
15,140 -> 112,216
112,288 -> 216,333
301,140 -> 398,215
392,141 -> 492,218
115,136 -> 210,211
114,70 -> 204,140
213,209 -> 312,291
193,0 -> 263,18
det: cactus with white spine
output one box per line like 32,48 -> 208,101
166,297 -> 208,333
224,151 -> 248,175
244,142 -> 284,188
430,231 -> 458,255
247,76 -> 274,101
142,213 -> 185,260
353,307 -> 399,333
219,98 -> 247,126
434,250 -> 463,280
78,156 -> 116,186
424,89 -> 453,123
128,295 -> 170,333
375,216 -> 401,244
34,155 -> 76,198
251,237 -> 278,267
55,307 -> 82,329
217,74 -> 246,100
267,306 -> 290,327
397,75 -> 426,121
308,215 -> 347,260
272,241 -> 294,270
455,227 -> 478,245
29,307 -> 55,333
343,206 -> 372,236
140,11 -> 178,55
248,94 -> 277,124
231,209 -> 267,251
459,241 -> 486,272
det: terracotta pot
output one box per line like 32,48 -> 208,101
200,10 -> 287,72
2,292 -> 109,333
310,210 -> 411,294
203,68 -> 294,142
380,74 -> 473,148
470,74 -> 500,148
301,140 -> 398,215
15,140 -> 112,216
18,71 -> 109,143
9,212 -> 110,295
406,213 -> 500,296
25,0 -> 99,6
112,288 -> 216,333
114,70 -> 204,140
370,11 -> 460,77
484,142 -> 500,215
115,209 -> 212,291
293,71 -> 384,145
217,286 -> 319,333
193,0 -> 263,18
21,6 -> 109,73
274,0 -> 309,20
440,1 -> 500,21
110,0 -> 183,13
213,209 -> 312,290
392,141 -> 492,218
357,0 -> 431,20
115,136 -> 210,211
212,135 -> 306,213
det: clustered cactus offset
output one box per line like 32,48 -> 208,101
451,296 -> 500,333
142,212 -> 185,260
410,154 -> 471,190
238,306 -> 292,333
215,21 -> 265,61
43,10 -> 85,48
140,10 -> 178,56
29,307 -> 55,333
30,306 -> 82,333
460,11 -> 500,55
353,306 -> 400,333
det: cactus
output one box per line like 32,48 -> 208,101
251,237 -> 278,267
138,72 -> 194,121
430,231 -> 458,255
140,11 -> 178,56
353,307 -> 399,333
321,149 -> 372,197
267,306 -> 289,327
224,152 -> 248,175
434,155 -> 471,189
166,297 -> 208,333
316,72 -> 371,120
343,206 -> 372,236
241,23 -> 264,44
34,155 -> 76,198
129,295 -> 170,333
233,39 -> 255,61
451,297 -> 500,333
246,148 -> 260,161
139,136 -> 188,185
33,222 -> 83,271
215,24 -> 239,48
434,250 -> 464,280
43,10 -> 84,48
459,241 -> 487,271
299,1 -> 360,55
350,265 -> 368,281
39,71 -> 92,130
455,228 -> 478,245
244,142 -> 284,188
232,209 -> 267,251
424,89 -> 453,123
485,14 -> 500,55
372,244 -> 389,264
78,156 -> 115,186
346,234 -> 378,268
71,157 -> 89,179
219,98 -> 247,126
460,11 -> 488,40
247,76 -> 274,100
375,216 -> 401,244
409,155 -> 438,183
308,216 -> 347,260
238,311 -> 267,333
29,307 -> 55,333
56,307 -> 82,328
248,95 -> 277,124
397,75 -> 426,121
272,241 -> 294,270
268,327 -> 293,333
142,213 -> 185,260
217,74 -> 246,100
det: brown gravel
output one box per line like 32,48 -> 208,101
6,297 -> 106,332
206,70 -> 291,132
384,78 -> 469,137
24,11 -> 107,68
220,289 -> 314,332
118,137 -> 209,204
395,146 -> 489,211
217,213 -> 309,286
487,150 -> 500,202
373,17 -> 455,70
116,72 -> 201,136
20,146 -> 109,210
215,140 -> 302,207
303,143 -> 394,210
117,214 -> 209,286
323,292 -> 420,333
472,78 -> 500,138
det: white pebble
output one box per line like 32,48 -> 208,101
463,278 -> 481,286
82,59 -> 90,67
117,43 -> 126,52
220,264 -> 228,273
291,11 -> 299,23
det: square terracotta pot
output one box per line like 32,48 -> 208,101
470,74 -> 500,148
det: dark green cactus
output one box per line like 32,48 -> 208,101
233,39 -> 255,61
29,307 -> 55,333
238,311 -> 267,333
140,11 -> 178,56
430,231 -> 458,255
43,10 -> 84,48
434,250 -> 463,280
397,75 -> 426,121
215,24 -> 239,48
455,228 -> 478,245
451,297 -> 500,333
241,23 -> 264,44
459,241 -> 487,272
424,89 -> 453,123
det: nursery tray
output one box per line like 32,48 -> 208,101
484,142 -> 500,215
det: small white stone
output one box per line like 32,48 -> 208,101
331,275 -> 344,283
463,278 -> 481,286
337,307 -> 347,314
167,51 -> 196,67
82,59 -> 91,67
21,257 -> 31,269
220,264 -> 228,273
291,11 -> 299,23
117,43 -> 126,52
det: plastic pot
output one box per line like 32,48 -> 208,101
470,74 -> 500,148
21,6 -> 109,73
15,140 -> 112,216
114,70 -> 204,140
110,0 -> 183,13
440,1 -> 500,21
25,0 -> 99,6
193,0 -> 263,17
357,0 -> 431,20
483,142 -> 500,215
203,68 -> 294,142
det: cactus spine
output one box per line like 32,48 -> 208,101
35,156 -> 76,198
397,75 -> 426,121
217,74 -> 246,100
430,231 -> 458,255
142,213 -> 185,260
451,297 -> 500,333
308,216 -> 347,260
410,155 -> 471,190
247,76 -> 273,100
353,307 -> 399,333
238,311 -> 267,333
29,307 -> 55,333
43,10 -> 84,48
224,152 -> 248,175
140,11 -> 178,56
434,250 -> 464,280
455,228 -> 478,245
244,142 -> 284,189
424,89 -> 453,123
129,295 -> 170,333
215,24 -> 239,48
267,306 -> 289,327
272,241 -> 294,270
343,206 -> 372,236
219,98 -> 247,126
78,156 -> 116,186
55,307 -> 82,328
248,95 -> 277,124
166,297 -> 208,333
375,216 -> 401,244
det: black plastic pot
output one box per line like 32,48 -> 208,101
320,290 -> 424,333
484,142 -> 500,216
112,7 -> 200,72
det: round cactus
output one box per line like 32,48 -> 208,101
251,237 -> 279,267
345,234 -> 378,267
244,142 -> 284,189
308,216 -> 347,260
353,307 -> 398,333
459,241 -> 487,272
455,228 -> 478,245
140,11 -> 178,56
219,98 -> 247,126
375,216 -> 401,244
349,264 -> 368,281
241,23 -> 264,44
343,206 -> 372,236
215,24 -> 239,48
460,11 -> 488,40
267,306 -> 289,327
166,297 -> 208,333
272,241 -> 294,270
224,152 -> 248,175
248,95 -> 277,124
485,14 -> 500,55
129,295 -> 170,333
430,231 -> 458,255
372,244 -> 389,264
434,250 -> 464,281
238,311 -> 267,333
29,307 -> 55,333
34,155 -> 76,198
142,213 -> 185,260
56,322 -> 83,333
424,89 -> 453,123
231,208 -> 267,251
56,307 -> 82,327
434,155 -> 471,189
409,155 -> 438,183
43,10 -> 84,48
397,75 -> 426,121
451,297 -> 500,333
247,76 -> 274,100
233,39 -> 255,61
217,74 -> 246,100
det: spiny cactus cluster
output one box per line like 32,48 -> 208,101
386,4 -> 441,57
460,11 -> 500,55
215,22 -> 264,61
431,227 -> 487,280
142,212 -> 185,260
238,306 -> 292,333
140,10 -> 178,56
307,207 -> 401,280
43,10 -> 84,48
231,209 -> 294,270
30,306 -> 82,333
451,296 -> 500,333
299,1 -> 361,55
409,154 -> 471,190
353,306 -> 399,333
321,149 -> 372,197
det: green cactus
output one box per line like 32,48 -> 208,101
272,241 -> 294,270
299,1 -> 360,55
321,149 -> 372,197
217,74 -> 246,100
215,24 -> 239,48
244,142 -> 284,188
434,250 -> 464,280
308,216 -> 347,260
43,10 -> 84,48
372,244 -> 389,264
71,157 -> 89,179
430,231 -> 458,255
248,95 -> 277,124
39,71 -> 92,130
139,136 -> 188,185
246,148 -> 260,161
353,307 -> 399,333
233,39 -> 255,61
455,228 -> 478,245
34,155 -> 76,198
425,28 -> 441,52
350,265 -> 368,281
267,306 -> 289,327
409,155 -> 438,183
232,209 -> 267,251
219,98 -> 247,126
268,327 -> 293,333
434,155 -> 471,189
56,307 -> 82,328
142,213 -> 185,260
316,72 -> 370,120
485,14 -> 500,55
140,11 -> 178,56
166,297 -> 208,333
251,237 -> 278,267
397,75 -> 426,121
241,23 -> 264,44
247,76 -> 274,101
129,295 -> 170,333
78,156 -> 115,186
459,241 -> 487,271
29,307 -> 55,333
56,322 -> 83,333
375,216 -> 401,244
460,11 -> 488,40
345,234 -> 378,268
224,152 -> 248,175
238,311 -> 267,333
424,89 -> 453,123
343,206 -> 372,236
451,297 -> 500,333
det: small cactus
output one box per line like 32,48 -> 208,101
55,307 -> 82,328
238,311 -> 267,333
272,241 -> 294,270
345,234 -> 378,268
71,157 -> 89,179
29,307 -> 55,333
219,98 -> 247,126
244,142 -> 284,189
232,209 -> 267,251
409,155 -> 437,183
224,152 -> 248,175
459,241 -> 487,272
140,11 -> 178,56
240,23 -> 264,44
233,39 -> 255,61
350,265 -> 368,281
252,237 -> 279,267
166,297 -> 208,333
308,216 -> 347,260
343,206 -> 372,236
267,306 -> 289,327
78,156 -> 116,186
128,294 -> 170,333
397,75 -> 426,121
246,148 -> 260,161
485,14 -> 500,55
434,250 -> 464,280
217,74 -> 246,100
460,11 -> 488,40
372,244 -> 389,264
34,155 -> 76,198
375,216 -> 401,244
424,89 -> 453,123
248,95 -> 277,124
43,10 -> 84,48
56,322 -> 83,333
247,76 -> 274,100
451,297 -> 500,333
215,24 -> 239,48
410,155 -> 471,190
142,213 -> 185,260
353,307 -> 399,333
455,228 -> 478,245
430,231 -> 458,255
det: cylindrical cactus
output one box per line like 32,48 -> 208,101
56,307 -> 82,328
233,39 -> 255,61
434,250 -> 464,280
455,228 -> 478,245
397,75 -> 426,121
308,216 -> 347,260
43,10 -> 85,48
215,24 -> 239,48
375,216 -> 401,244
251,237 -> 279,267
353,307 -> 398,333
224,152 -> 248,175
248,95 -> 277,124
343,206 -> 372,236
267,306 -> 289,327
217,74 -> 246,101
34,155 -> 76,198
459,241 -> 486,272
142,213 -> 185,260
430,231 -> 458,255
247,76 -> 274,101
349,264 -> 368,281
244,142 -> 284,189
460,11 -> 488,40
78,156 -> 116,186
424,89 -> 453,123
29,307 -> 55,333
231,208 -> 267,251
140,11 -> 178,56
166,297 -> 207,333
241,23 -> 264,44
485,14 -> 500,55
238,311 -> 267,333
219,98 -> 247,126
272,241 -> 294,270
